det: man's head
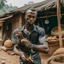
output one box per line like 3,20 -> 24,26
25,9 -> 37,24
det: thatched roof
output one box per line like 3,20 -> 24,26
10,0 -> 56,13
11,0 -> 64,13
0,0 -> 64,18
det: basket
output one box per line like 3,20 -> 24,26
46,54 -> 64,64
48,37 -> 64,47
48,39 -> 59,44
51,24 -> 64,37
53,48 -> 64,56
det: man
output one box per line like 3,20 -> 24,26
12,9 -> 49,64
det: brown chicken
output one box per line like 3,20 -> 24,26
15,31 -> 33,63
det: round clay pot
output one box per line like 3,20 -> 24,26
4,39 -> 13,48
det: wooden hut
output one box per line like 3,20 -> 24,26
0,0 -> 63,38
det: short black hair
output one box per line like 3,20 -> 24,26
26,9 -> 37,15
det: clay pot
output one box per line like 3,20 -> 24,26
4,39 -> 13,48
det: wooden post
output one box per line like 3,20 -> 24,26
19,15 -> 22,27
0,21 -> 4,39
57,0 -> 63,47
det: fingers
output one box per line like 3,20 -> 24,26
27,56 -> 33,62
21,55 -> 28,62
21,55 -> 33,63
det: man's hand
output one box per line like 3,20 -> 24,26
14,45 -> 33,62
27,56 -> 33,62
21,54 -> 33,63
20,54 -> 28,62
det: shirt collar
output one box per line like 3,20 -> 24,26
21,24 -> 37,32
33,24 -> 38,32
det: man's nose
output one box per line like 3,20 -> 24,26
30,17 -> 33,21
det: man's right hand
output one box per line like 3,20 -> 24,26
21,54 -> 33,63
20,54 -> 28,62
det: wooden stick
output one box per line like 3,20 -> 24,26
19,15 -> 22,27
38,13 -> 64,18
57,0 -> 63,47
0,15 -> 13,21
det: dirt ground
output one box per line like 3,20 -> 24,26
0,51 -> 47,64
0,50 -> 20,64
0,51 -> 49,64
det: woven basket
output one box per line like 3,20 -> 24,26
46,54 -> 64,64
48,38 -> 64,43
50,57 -> 64,64
53,48 -> 64,56
51,24 -> 64,37
47,38 -> 64,47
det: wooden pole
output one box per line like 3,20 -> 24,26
38,13 -> 64,18
0,22 -> 3,39
19,15 -> 22,27
57,0 -> 63,47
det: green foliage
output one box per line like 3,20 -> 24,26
0,0 -> 7,9
0,0 -> 17,16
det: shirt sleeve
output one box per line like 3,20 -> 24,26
12,29 -> 19,45
38,27 -> 47,44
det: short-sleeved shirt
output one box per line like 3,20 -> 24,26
12,24 -> 47,64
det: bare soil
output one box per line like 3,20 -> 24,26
0,50 -> 19,64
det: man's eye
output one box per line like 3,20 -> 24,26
33,16 -> 36,18
27,15 -> 36,18
28,15 -> 31,18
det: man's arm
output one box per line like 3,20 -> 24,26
32,41 -> 49,53
12,29 -> 31,62
14,45 -> 30,62
32,27 -> 49,53
12,29 -> 25,57
13,45 -> 24,56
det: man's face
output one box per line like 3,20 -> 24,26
25,12 -> 37,24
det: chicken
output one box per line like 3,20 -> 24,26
18,38 -> 33,54
15,31 -> 33,62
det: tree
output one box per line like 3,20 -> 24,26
0,0 -> 17,16
0,0 -> 7,9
